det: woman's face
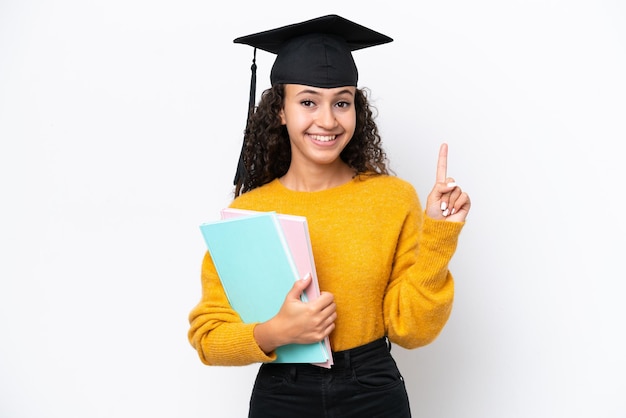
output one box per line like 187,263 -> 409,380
279,84 -> 356,170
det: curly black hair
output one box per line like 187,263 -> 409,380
234,84 -> 390,197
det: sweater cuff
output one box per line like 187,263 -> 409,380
423,215 -> 465,241
418,215 -> 465,266
215,323 -> 276,365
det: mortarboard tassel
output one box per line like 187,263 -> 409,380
233,48 -> 257,185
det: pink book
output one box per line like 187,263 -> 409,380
220,207 -> 333,368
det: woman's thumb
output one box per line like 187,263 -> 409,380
287,272 -> 311,299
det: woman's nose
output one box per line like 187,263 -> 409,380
316,105 -> 338,129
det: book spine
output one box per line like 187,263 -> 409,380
269,213 -> 301,284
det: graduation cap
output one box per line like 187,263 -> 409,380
232,14 -> 393,185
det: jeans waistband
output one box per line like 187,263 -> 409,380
330,337 -> 391,369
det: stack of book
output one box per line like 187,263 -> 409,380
199,208 -> 333,368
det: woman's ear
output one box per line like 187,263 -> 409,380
279,109 -> 286,125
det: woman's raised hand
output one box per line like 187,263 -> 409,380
425,143 -> 471,222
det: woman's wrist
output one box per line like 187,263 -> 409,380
253,320 -> 283,354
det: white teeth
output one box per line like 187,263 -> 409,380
311,135 -> 336,142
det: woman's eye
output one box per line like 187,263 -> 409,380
301,100 -> 315,107
336,101 -> 351,108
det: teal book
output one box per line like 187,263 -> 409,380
220,208 -> 333,368
199,212 -> 330,365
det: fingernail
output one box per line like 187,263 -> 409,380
447,182 -> 457,188
451,208 -> 456,215
442,209 -> 449,216
440,201 -> 447,211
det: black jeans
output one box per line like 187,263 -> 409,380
248,337 -> 411,418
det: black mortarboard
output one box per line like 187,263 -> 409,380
232,15 -> 393,184
234,14 -> 393,88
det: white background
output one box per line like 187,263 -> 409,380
1,1 -> 625,417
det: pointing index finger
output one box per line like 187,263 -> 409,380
437,143 -> 448,183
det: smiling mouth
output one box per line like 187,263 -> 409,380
310,134 -> 336,142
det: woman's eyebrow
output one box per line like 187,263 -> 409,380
294,88 -> 355,97
294,89 -> 322,96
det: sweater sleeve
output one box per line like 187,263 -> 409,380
383,189 -> 464,349
187,252 -> 276,366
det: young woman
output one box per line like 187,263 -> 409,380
188,15 -> 471,417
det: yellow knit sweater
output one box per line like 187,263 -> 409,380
188,174 -> 464,366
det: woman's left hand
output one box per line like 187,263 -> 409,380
425,143 -> 471,222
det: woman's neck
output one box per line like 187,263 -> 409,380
279,162 -> 355,192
